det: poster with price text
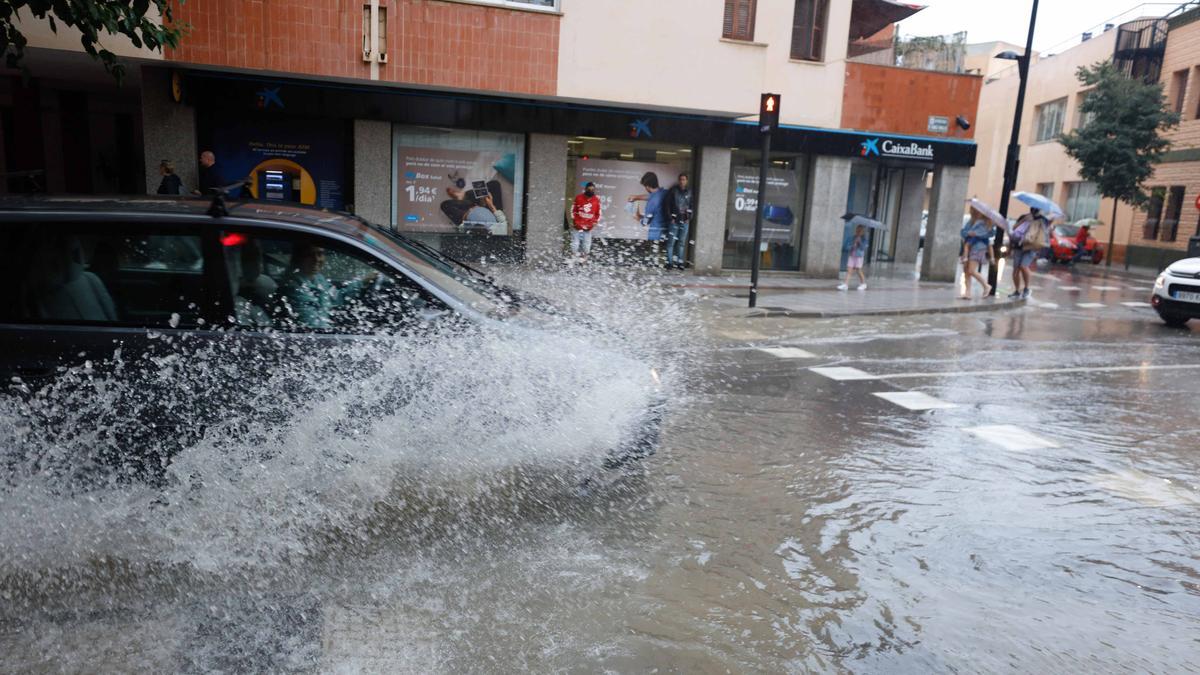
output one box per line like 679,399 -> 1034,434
727,167 -> 799,242
395,147 -> 519,236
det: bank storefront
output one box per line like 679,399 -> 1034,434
169,70 -> 975,278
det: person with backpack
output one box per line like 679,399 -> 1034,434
959,207 -> 994,299
570,182 -> 601,262
1008,207 -> 1049,299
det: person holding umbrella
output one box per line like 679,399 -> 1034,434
837,214 -> 883,291
1008,192 -> 1060,299
960,205 -> 994,298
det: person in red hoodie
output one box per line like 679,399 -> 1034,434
570,181 -> 601,261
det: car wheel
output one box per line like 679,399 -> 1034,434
1159,313 -> 1190,328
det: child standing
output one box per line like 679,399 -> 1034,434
838,225 -> 868,291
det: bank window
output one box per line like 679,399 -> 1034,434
1034,98 -> 1067,142
1170,69 -> 1189,115
0,225 -> 208,327
1161,186 -> 1185,242
790,0 -> 828,61
723,0 -> 757,41
723,151 -> 808,271
1065,181 -> 1100,221
219,231 -> 437,334
1142,187 -> 1166,240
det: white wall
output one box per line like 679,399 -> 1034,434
556,0 -> 849,128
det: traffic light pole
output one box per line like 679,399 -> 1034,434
988,0 -> 1039,295
749,129 -> 771,308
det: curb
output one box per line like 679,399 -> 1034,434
741,296 -> 1028,319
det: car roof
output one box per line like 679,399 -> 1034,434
0,194 -> 371,238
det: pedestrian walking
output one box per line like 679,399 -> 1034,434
959,207 -> 994,298
1008,207 -> 1049,299
570,182 -> 601,261
838,224 -> 869,291
195,150 -> 232,196
664,173 -> 692,270
155,160 -> 183,195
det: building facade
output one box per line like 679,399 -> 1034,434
969,3 -> 1200,270
7,0 -> 981,280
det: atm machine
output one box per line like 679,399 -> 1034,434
258,169 -> 299,203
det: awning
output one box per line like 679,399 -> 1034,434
849,0 -> 925,40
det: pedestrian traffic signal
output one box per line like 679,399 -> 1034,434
759,93 -> 781,133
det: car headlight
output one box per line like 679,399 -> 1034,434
1155,274 -> 1166,289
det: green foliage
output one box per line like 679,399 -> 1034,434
0,0 -> 187,83
1059,61 -> 1180,207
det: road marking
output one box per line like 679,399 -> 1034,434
1058,286 -> 1082,291
1077,302 -> 1106,308
1093,285 -> 1123,291
809,366 -> 875,381
1036,302 -> 1060,309
965,425 -> 1060,451
1121,301 -> 1151,308
758,347 -> 816,359
845,363 -> 1200,381
872,391 -> 957,410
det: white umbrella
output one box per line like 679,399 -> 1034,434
967,198 -> 1008,229
841,213 -> 887,230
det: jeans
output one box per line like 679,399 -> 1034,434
666,219 -> 689,266
571,228 -> 593,255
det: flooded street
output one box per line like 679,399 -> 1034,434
3,270 -> 1199,672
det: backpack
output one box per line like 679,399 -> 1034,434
1022,219 -> 1048,249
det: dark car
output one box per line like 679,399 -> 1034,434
0,196 -> 661,485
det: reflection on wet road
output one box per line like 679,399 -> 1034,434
3,269 -> 1199,671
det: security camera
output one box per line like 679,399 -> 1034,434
956,116 -> 972,130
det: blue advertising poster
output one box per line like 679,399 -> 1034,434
206,114 -> 346,210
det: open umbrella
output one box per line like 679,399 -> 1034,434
841,213 -> 887,230
1072,218 -> 1104,229
967,197 -> 1007,229
1012,191 -> 1065,219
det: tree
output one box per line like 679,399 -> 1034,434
0,1 -> 187,83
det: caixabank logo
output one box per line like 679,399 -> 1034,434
862,137 -> 934,160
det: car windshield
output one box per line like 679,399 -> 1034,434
1055,225 -> 1079,237
351,223 -> 516,317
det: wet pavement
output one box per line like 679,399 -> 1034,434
3,265 -> 1199,672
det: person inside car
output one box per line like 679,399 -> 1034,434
277,242 -> 377,329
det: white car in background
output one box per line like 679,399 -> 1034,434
1151,257 -> 1200,327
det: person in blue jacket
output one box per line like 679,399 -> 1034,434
628,172 -> 669,243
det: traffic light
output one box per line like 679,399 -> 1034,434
759,93 -> 781,133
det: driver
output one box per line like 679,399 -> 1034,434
277,242 -> 377,329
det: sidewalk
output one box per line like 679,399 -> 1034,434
670,265 -> 1025,319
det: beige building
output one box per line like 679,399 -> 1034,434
969,5 -> 1200,269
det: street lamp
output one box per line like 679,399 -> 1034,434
987,1 -> 1040,296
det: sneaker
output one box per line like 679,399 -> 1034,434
857,284 -> 867,291
837,283 -> 848,290
1007,291 -> 1021,299
1021,289 -> 1031,299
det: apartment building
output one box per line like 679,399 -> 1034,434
5,0 -> 982,279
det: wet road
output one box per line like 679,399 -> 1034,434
3,267 -> 1200,672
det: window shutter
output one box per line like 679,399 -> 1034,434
790,0 -> 826,61
723,0 -> 756,41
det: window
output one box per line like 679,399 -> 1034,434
1143,187 -> 1166,240
1161,185 -> 1185,241
361,5 -> 370,58
1034,98 -> 1067,142
0,224 -> 209,327
377,6 -> 388,61
1171,69 -> 1189,115
470,0 -> 557,10
722,0 -> 757,41
1065,181 -> 1101,221
1076,91 -> 1097,129
790,0 -> 828,61
220,231 -> 439,333
1035,182 -> 1055,200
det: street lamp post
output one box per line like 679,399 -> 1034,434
988,0 -> 1040,296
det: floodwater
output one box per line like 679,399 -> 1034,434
2,267 -> 1199,672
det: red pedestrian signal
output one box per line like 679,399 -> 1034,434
759,93 -> 781,133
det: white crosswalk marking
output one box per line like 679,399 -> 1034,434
757,347 -> 816,359
1093,286 -> 1122,291
1036,302 -> 1059,309
1121,301 -> 1151,308
1058,286 -> 1082,291
1077,302 -> 1106,309
872,391 -> 957,410
809,366 -> 875,381
965,425 -> 1060,451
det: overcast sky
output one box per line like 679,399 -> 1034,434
897,1 -> 1185,53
